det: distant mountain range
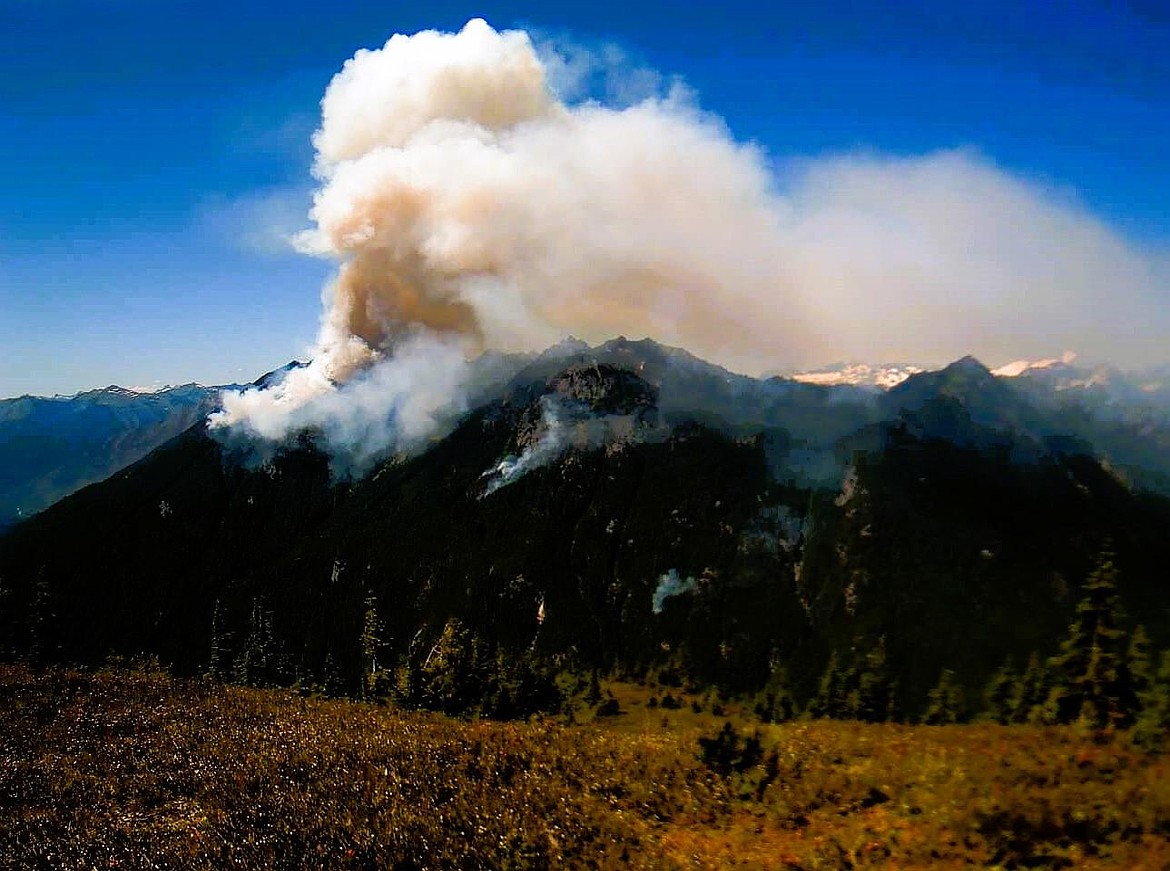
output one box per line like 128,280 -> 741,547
786,361 -> 924,388
7,350 -> 1167,531
0,383 -> 236,529
3,338 -> 1170,719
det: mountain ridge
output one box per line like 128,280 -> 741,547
0,382 -> 239,527
4,337 -> 1170,721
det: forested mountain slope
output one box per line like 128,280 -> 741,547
2,342 -> 1169,720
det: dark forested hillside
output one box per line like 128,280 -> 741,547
2,342 -> 1170,722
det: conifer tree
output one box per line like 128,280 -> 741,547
1122,625 -> 1154,720
923,668 -> 965,725
1134,648 -> 1170,750
808,643 -> 895,722
416,619 -> 488,715
28,574 -> 51,666
206,599 -> 222,681
0,577 -> 12,660
359,593 -> 384,698
854,640 -> 896,722
586,668 -> 603,707
808,651 -> 845,719
233,597 -> 277,688
754,665 -> 796,723
1012,652 -> 1052,724
983,660 -> 1017,724
322,650 -> 344,697
1042,550 -> 1132,728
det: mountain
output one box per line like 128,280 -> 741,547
1005,358 -> 1170,423
787,361 -> 924,388
870,356 -> 1059,455
0,365 -> 310,529
511,337 -> 882,485
2,339 -> 1170,720
250,360 -> 309,390
1000,358 -> 1170,495
0,383 -> 231,528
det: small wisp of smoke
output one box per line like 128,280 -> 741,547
480,392 -> 658,496
481,396 -> 569,496
652,568 -> 699,614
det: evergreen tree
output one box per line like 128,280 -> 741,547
923,668 -> 965,724
754,665 -> 796,723
854,640 -> 896,723
1121,625 -> 1154,720
1134,649 -> 1170,750
321,651 -> 345,697
807,651 -> 846,719
206,599 -> 223,681
754,687 -> 797,724
0,577 -> 12,660
983,659 -> 1017,724
359,593 -> 384,698
415,619 -> 490,715
233,597 -> 277,688
586,669 -> 603,707
1042,550 -> 1133,729
807,643 -> 895,722
1012,652 -> 1051,724
481,649 -> 561,720
28,573 -> 51,666
0,578 -> 15,660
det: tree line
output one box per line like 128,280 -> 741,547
19,545 -> 1169,746
754,550 -> 1170,747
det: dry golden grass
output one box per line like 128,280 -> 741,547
2,663 -> 1170,869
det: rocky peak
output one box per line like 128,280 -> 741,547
548,363 -> 657,415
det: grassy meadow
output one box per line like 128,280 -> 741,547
2,663 -> 1170,869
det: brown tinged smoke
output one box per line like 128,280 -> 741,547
212,18 -> 1170,468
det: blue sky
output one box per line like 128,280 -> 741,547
2,0 -> 1168,395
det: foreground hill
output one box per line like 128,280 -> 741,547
3,340 -> 1170,718
2,664 -> 1169,870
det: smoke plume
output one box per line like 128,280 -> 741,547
213,17 -> 809,462
213,18 -> 1170,468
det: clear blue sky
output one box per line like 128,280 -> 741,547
2,0 -> 1168,395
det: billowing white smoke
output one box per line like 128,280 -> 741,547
215,332 -> 474,473
212,17 -> 810,466
296,18 -> 803,369
213,17 -> 1169,470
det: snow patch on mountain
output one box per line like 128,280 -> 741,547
992,351 -> 1078,378
789,363 -> 924,389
